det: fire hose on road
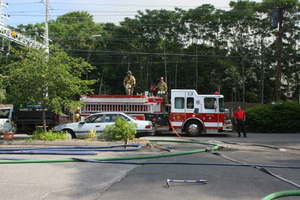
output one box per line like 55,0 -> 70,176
0,140 -> 299,199
0,144 -> 142,155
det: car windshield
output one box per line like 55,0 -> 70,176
0,109 -> 10,118
120,113 -> 133,121
219,98 -> 225,112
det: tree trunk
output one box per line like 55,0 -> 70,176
275,8 -> 284,101
42,109 -> 47,132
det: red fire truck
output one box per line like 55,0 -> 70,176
80,89 -> 229,136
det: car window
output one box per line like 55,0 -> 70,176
204,98 -> 216,109
85,114 -> 103,123
187,97 -> 194,109
104,114 -> 119,122
174,97 -> 184,109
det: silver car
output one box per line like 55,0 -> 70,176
53,112 -> 154,139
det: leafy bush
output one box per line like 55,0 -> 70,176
102,117 -> 137,142
245,101 -> 300,133
29,128 -> 68,141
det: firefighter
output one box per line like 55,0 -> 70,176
74,107 -> 81,122
123,71 -> 136,95
74,112 -> 80,122
156,77 -> 168,103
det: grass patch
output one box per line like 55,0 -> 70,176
85,129 -> 97,140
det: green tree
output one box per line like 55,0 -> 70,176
3,45 -> 96,131
48,12 -> 106,94
4,1 -> 300,103
49,11 -> 104,59
0,78 -> 6,103
259,0 -> 300,101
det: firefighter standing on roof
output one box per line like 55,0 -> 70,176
156,77 -> 168,103
123,71 -> 136,95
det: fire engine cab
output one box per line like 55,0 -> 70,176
80,89 -> 228,137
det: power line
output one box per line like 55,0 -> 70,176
5,0 -> 266,26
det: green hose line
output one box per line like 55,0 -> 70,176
2,139 -> 299,200
261,190 -> 300,200
0,140 -> 219,164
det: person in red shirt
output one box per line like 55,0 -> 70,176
234,106 -> 247,138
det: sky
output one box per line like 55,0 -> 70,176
2,0 -> 263,27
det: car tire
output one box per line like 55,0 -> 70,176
136,132 -> 155,138
185,120 -> 203,137
65,130 -> 76,139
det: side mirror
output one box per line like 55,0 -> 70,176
79,121 -> 85,124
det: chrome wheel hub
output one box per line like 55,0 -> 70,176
188,124 -> 199,134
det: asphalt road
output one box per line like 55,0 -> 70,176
0,133 -> 299,200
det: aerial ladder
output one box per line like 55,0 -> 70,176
0,0 -> 49,51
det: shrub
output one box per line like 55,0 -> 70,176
29,127 -> 68,141
85,129 -> 97,139
245,101 -> 300,133
102,117 -> 137,142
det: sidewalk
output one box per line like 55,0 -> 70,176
0,134 -> 149,147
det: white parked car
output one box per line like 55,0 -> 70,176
53,112 -> 154,139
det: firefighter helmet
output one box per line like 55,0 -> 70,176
127,71 -> 132,74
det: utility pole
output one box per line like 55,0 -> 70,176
40,0 -> 52,53
274,7 -> 284,101
0,0 -> 8,52
242,55 -> 245,103
261,32 -> 265,104
0,0 -> 9,25
40,0 -> 52,131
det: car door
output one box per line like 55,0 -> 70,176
82,113 -> 121,134
75,114 -> 104,138
203,97 -> 219,129
0,108 -> 14,132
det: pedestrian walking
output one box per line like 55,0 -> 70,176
234,106 -> 247,138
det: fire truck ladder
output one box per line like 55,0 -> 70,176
83,103 -> 154,114
0,25 -> 46,49
0,0 -> 47,50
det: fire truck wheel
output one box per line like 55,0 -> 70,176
185,120 -> 203,137
65,130 -> 76,139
